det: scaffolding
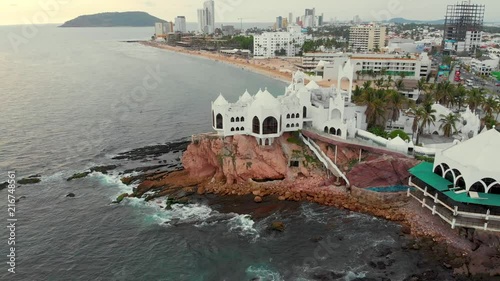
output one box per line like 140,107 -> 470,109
443,1 -> 485,42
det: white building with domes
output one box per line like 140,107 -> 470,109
211,61 -> 368,145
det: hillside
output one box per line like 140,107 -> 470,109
387,18 -> 445,25
60,12 -> 166,27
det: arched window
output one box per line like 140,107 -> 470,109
287,124 -> 290,128
444,170 -> 455,184
241,117 -> 245,122
252,117 -> 260,134
324,126 -> 328,133
303,106 -> 307,118
231,128 -> 235,132
291,113 -> 295,119
236,127 -> 240,131
337,129 -> 342,136
455,176 -> 466,189
296,113 -> 300,119
216,114 -> 223,129
329,127 -> 336,135
265,139 -> 270,146
434,165 -> 443,177
286,114 -> 290,119
489,183 -> 500,195
291,124 -> 295,128
296,123 -> 299,128
262,117 -> 278,134
470,181 -> 486,193
331,109 -> 341,120
231,117 -> 235,122
241,127 -> 244,131
236,117 -> 240,122
483,178 -> 500,194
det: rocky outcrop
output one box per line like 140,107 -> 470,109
347,156 -> 419,188
182,135 -> 294,184
18,175 -> 42,185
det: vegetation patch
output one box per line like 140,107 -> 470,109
389,130 -> 410,142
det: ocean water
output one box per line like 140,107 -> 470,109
0,25 -> 456,281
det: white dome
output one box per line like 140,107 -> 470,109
213,94 -> 228,106
251,89 -> 280,110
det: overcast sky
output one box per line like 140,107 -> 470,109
1,0 -> 498,25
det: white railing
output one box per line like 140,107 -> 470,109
300,133 -> 350,187
407,177 -> 500,232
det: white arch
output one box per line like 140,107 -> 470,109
486,181 -> 500,193
454,175 -> 464,185
444,169 -> 456,183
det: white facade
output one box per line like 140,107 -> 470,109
470,54 -> 499,76
320,53 -> 432,81
349,25 -> 386,52
253,26 -> 307,58
433,129 -> 500,193
154,22 -> 173,36
211,64 -> 364,145
198,0 -> 215,34
464,31 -> 483,52
155,22 -> 164,36
174,16 -> 187,33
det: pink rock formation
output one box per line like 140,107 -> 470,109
182,135 -> 289,184
347,156 -> 420,188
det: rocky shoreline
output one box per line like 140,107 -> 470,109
65,133 -> 500,280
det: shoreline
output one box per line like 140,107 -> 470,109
139,41 -> 314,86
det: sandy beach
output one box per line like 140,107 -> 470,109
139,41 -> 351,88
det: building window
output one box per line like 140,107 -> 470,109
337,129 -> 342,136
231,128 -> 235,132
231,117 -> 235,122
236,117 -> 240,122
216,114 -> 223,129
241,117 -> 245,122
296,113 -> 300,118
252,116 -> 260,134
241,127 -> 244,131
329,127 -> 336,134
287,114 -> 290,119
303,106 -> 307,118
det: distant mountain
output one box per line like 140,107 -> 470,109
60,12 -> 166,27
386,18 -> 445,25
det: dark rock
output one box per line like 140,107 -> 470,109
66,193 -> 76,198
89,165 -> 118,174
112,141 -> 190,161
269,221 -> 285,232
311,269 -> 344,280
113,193 -> 129,204
15,196 -> 26,203
310,236 -> 324,243
67,172 -> 91,181
28,174 -> 41,178
18,176 -> 41,185
375,246 -> 392,257
368,261 -> 386,270
0,182 -> 8,190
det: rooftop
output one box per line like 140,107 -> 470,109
409,162 -> 500,207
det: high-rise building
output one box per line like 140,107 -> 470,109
304,8 -> 316,27
174,16 -> 187,33
349,25 -> 386,52
318,14 -> 324,26
253,26 -> 307,58
276,16 -> 283,30
198,0 -> 215,34
289,13 -> 293,25
443,1 -> 485,53
155,22 -> 173,36
282,18 -> 288,29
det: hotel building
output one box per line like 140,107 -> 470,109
349,25 -> 386,52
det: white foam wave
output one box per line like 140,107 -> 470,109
300,204 -> 328,224
41,171 -> 66,183
228,214 -> 260,240
344,271 -> 367,281
245,265 -> 283,281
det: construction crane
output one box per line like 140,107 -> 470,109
237,18 -> 252,31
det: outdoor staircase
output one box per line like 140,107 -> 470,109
299,133 -> 350,187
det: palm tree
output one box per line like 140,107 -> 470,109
408,106 -> 425,145
362,80 -> 372,91
467,88 -> 485,113
356,70 -> 362,81
417,78 -> 426,97
395,79 -> 405,91
352,85 -> 363,102
453,84 -> 467,110
439,113 -> 460,137
375,78 -> 385,88
387,90 -> 407,127
387,75 -> 394,89
380,68 -> 388,77
357,88 -> 387,128
482,96 -> 499,118
420,104 -> 437,135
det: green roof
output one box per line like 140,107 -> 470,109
409,162 -> 452,192
410,162 -> 500,207
443,190 -> 500,208
492,71 -> 500,81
